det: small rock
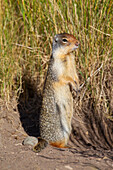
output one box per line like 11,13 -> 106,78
22,136 -> 38,146
65,165 -> 73,170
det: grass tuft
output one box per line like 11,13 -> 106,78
0,0 -> 113,119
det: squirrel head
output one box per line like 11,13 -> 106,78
52,33 -> 79,56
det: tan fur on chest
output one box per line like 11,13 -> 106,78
53,51 -> 79,88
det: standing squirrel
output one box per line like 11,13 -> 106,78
23,33 -> 79,152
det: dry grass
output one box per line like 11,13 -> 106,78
0,0 -> 113,120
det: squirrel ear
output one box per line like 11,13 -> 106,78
54,35 -> 58,43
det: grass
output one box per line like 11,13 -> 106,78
0,0 -> 113,119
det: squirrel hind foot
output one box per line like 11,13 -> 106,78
33,137 -> 48,153
49,139 -> 69,148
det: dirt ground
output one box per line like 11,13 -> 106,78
0,98 -> 113,170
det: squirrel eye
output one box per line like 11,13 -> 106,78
62,38 -> 68,43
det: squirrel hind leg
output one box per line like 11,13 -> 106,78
49,139 -> 69,148
33,137 -> 48,153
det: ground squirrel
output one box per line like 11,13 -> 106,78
23,33 -> 79,152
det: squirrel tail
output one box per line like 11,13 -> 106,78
33,137 -> 48,153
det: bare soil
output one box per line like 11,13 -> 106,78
0,94 -> 113,170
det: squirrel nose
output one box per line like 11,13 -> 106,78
75,41 -> 79,46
